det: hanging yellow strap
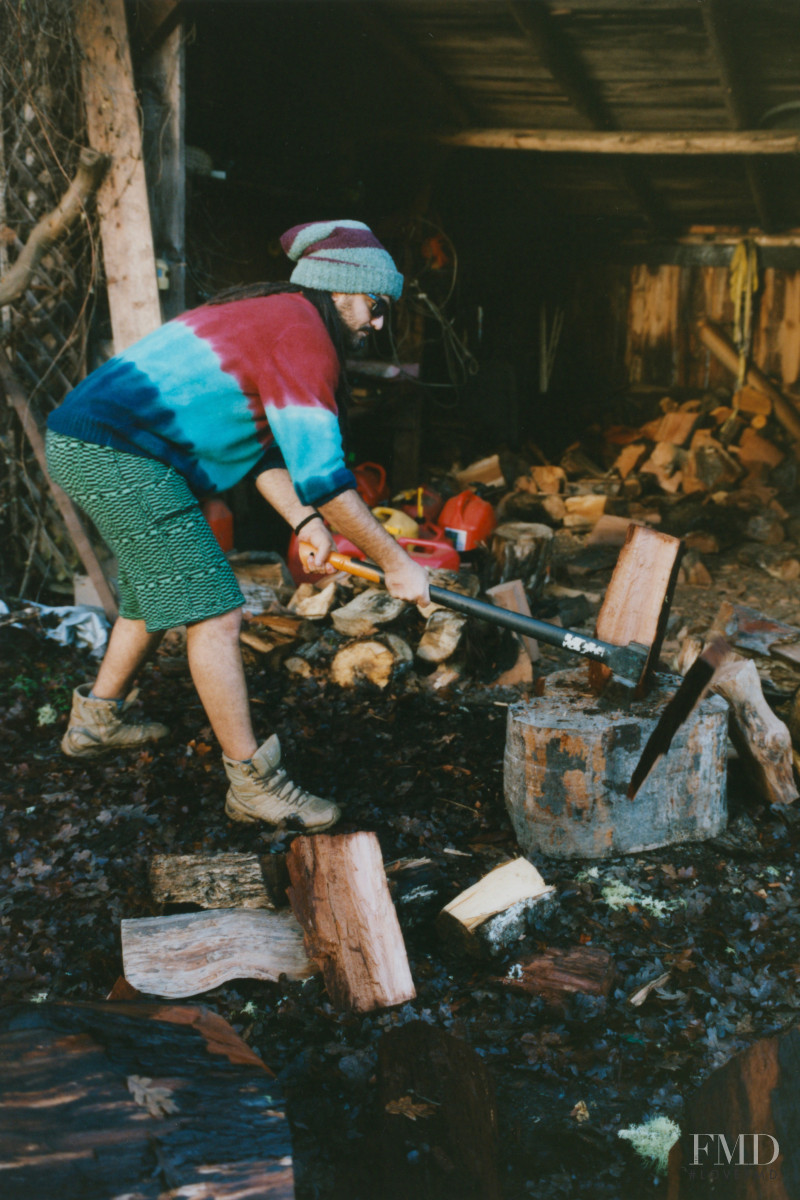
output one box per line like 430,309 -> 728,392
728,238 -> 759,394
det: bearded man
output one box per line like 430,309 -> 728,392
46,219 -> 428,831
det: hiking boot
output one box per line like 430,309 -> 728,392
223,735 -> 340,831
61,683 -> 169,758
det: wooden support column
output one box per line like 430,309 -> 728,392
137,0 -> 187,319
76,0 -> 162,351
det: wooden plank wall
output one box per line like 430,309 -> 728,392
623,263 -> 800,391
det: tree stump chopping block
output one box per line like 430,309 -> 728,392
504,669 -> 728,859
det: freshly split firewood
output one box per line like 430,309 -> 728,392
378,1021 -> 502,1200
589,524 -> 683,694
490,521 -> 553,597
678,637 -> 798,806
331,587 -> 407,637
330,633 -> 412,688
287,832 -> 416,1012
416,609 -> 468,664
497,945 -> 615,1006
148,852 -> 287,910
563,492 -> 607,528
120,909 -> 315,998
288,580 -> 338,618
436,857 -> 555,958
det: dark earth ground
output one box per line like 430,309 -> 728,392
3,543 -> 800,1200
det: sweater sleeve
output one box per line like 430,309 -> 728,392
257,319 -> 356,506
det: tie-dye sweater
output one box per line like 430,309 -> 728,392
47,293 -> 356,505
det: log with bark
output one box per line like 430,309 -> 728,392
286,832 -> 416,1012
416,609 -> 468,665
678,637 -> 798,807
148,852 -> 288,910
331,587 -> 407,636
436,857 -> 556,958
667,1026 -> 798,1198
496,945 -> 615,1007
490,521 -> 553,597
377,1021 -> 502,1200
120,908 -> 315,997
0,1000 -> 294,1200
330,633 -> 413,688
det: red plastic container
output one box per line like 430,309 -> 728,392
353,462 -> 389,508
201,497 -> 234,552
287,531 -> 366,585
439,489 -> 497,552
393,485 -> 443,524
397,536 -> 460,571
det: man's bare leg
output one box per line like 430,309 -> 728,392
93,617 -> 165,699
186,608 -> 258,761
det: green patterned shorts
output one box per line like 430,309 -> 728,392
45,431 -> 245,631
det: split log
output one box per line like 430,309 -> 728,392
286,832 -> 416,1012
678,638 -> 798,806
496,945 -> 615,1006
612,442 -> 649,479
712,600 -> 800,667
653,409 -> 699,445
330,633 -> 413,688
288,579 -> 338,618
455,453 -> 505,488
377,1021 -> 502,1200
0,1000 -> 294,1200
120,908 -> 315,998
589,524 -> 683,694
148,852 -> 288,910
495,490 -> 566,526
331,587 -> 407,636
0,148 -> 109,305
667,1026 -> 798,1198
416,609 -> 468,664
490,521 -> 553,596
586,515 -> 645,547
486,578 -> 539,662
683,437 -> 742,493
490,643 -> 534,687
736,385 -> 773,416
436,858 -> 555,958
563,493 -> 607,528
639,442 -> 686,493
515,465 -> 566,494
698,319 -> 800,448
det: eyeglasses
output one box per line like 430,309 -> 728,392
366,293 -> 390,321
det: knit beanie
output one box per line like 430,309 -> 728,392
280,219 -> 404,299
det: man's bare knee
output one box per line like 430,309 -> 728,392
187,608 -> 243,644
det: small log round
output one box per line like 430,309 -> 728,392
504,669 -> 728,859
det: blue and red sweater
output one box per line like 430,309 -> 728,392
48,293 -> 356,506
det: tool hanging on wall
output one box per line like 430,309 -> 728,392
728,238 -> 759,392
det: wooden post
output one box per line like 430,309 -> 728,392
286,832 -> 416,1012
76,0 -> 162,350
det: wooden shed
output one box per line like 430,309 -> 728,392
2,0 -> 800,590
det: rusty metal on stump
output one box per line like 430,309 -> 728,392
504,668 -> 728,859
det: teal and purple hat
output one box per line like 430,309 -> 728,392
280,219 -> 404,299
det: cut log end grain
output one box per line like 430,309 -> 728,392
330,634 -> 412,688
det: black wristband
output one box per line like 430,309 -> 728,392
294,510 -> 322,537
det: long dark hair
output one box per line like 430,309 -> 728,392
205,282 -> 352,446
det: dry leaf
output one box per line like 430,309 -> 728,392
127,1074 -> 179,1118
385,1094 -> 439,1121
571,1100 -> 590,1122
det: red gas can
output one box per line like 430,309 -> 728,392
397,536 -> 460,571
393,485 -> 443,525
439,490 -> 497,552
201,497 -> 234,552
353,462 -> 389,508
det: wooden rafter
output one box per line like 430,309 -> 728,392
351,0 -> 475,129
700,0 -> 778,232
437,129 -> 800,155
507,0 -> 669,230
